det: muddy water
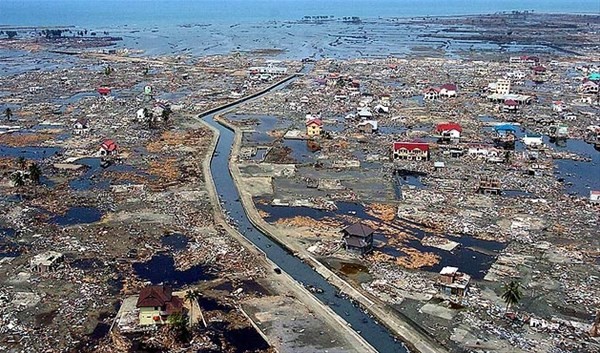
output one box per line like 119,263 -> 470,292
203,74 -> 408,351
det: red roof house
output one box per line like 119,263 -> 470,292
392,142 -> 430,161
531,66 -> 547,74
97,87 -> 111,95
306,119 -> 323,127
136,285 -> 184,325
100,139 -> 118,155
436,122 -> 462,139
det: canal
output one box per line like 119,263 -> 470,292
201,77 -> 409,352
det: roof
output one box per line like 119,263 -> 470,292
100,139 -> 118,152
164,295 -> 184,315
494,124 -> 517,132
423,87 -> 441,93
97,87 -> 111,95
436,122 -> 462,133
74,118 -> 88,126
136,285 -> 173,308
393,141 -> 430,151
531,66 -> 547,72
440,266 -> 459,275
306,119 -> 323,127
345,236 -> 370,248
342,222 -> 375,238
504,99 -> 518,106
358,120 -> 378,130
440,83 -> 457,91
357,109 -> 373,117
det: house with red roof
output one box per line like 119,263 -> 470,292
503,99 -> 519,113
423,87 -> 440,100
579,80 -> 599,94
97,87 -> 111,96
136,285 -> 184,325
531,66 -> 547,75
99,139 -> 118,156
392,142 -> 429,161
439,84 -> 457,97
436,122 -> 462,140
306,118 -> 323,137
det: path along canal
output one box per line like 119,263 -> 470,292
201,76 -> 409,353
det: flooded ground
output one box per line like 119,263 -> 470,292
258,200 -> 505,279
50,206 -> 103,226
133,253 -> 214,287
0,145 -> 62,160
160,233 -> 189,251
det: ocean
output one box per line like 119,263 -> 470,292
0,0 -> 598,27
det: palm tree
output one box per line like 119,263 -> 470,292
184,290 -> 203,327
501,280 -> 523,313
167,312 -> 190,342
161,107 -> 171,124
16,156 -> 26,170
28,163 -> 42,185
11,172 -> 25,188
4,107 -> 12,121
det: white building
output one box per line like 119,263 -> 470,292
523,133 -> 543,147
248,61 -> 288,76
496,79 -> 511,95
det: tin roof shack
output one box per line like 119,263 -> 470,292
341,223 -> 374,255
478,176 -> 501,195
136,285 -> 184,326
438,266 -> 470,298
30,251 -> 64,273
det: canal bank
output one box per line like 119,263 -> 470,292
195,75 -> 417,352
216,115 -> 447,353
194,75 -> 383,353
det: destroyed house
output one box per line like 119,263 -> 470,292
30,251 -> 64,272
392,142 -> 429,161
136,285 -> 184,325
478,176 -> 501,195
438,266 -> 470,297
341,222 -> 374,255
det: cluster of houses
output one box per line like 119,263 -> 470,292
422,83 -> 457,100
247,60 -> 288,81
